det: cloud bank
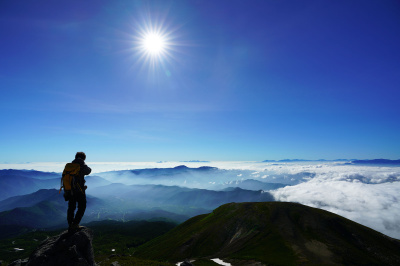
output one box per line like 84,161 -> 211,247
269,166 -> 400,239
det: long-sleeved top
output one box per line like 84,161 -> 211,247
71,158 -> 91,190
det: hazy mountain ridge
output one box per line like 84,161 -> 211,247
0,171 -> 112,202
0,189 -> 60,212
0,169 -> 60,180
0,175 -> 59,201
89,183 -> 274,211
0,190 -> 106,235
0,183 -> 275,238
262,159 -> 351,162
261,158 -> 400,165
350,159 -> 400,165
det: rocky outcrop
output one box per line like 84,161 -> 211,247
25,227 -> 95,266
7,259 -> 28,266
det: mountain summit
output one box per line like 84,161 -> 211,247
25,227 -> 95,266
137,202 -> 400,265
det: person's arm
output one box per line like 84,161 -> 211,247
81,164 -> 91,176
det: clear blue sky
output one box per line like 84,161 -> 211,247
1,0 -> 399,162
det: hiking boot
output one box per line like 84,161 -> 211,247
68,223 -> 82,232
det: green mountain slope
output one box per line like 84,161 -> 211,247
136,202 -> 400,265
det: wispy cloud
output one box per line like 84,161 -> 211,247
44,91 -> 222,114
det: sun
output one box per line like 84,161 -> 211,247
142,32 -> 166,56
132,16 -> 178,71
136,26 -> 172,61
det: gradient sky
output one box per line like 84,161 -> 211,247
1,0 -> 399,162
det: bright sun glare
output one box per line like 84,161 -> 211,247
142,33 -> 166,55
134,17 -> 177,70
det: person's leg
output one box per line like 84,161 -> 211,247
67,197 -> 77,226
73,193 -> 87,225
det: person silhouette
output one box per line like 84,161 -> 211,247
67,152 -> 91,231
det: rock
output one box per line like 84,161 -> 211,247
25,227 -> 95,266
180,261 -> 193,266
110,262 -> 120,266
7,259 -> 28,266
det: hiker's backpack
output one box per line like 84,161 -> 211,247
59,163 -> 81,201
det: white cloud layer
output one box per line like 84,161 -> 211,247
269,167 -> 400,239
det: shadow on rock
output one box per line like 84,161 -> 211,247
23,227 -> 95,266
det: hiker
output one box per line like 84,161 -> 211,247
67,152 -> 91,230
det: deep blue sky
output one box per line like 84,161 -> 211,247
1,0 -> 399,162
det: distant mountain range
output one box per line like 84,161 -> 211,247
0,172 -> 59,201
0,189 -> 61,212
98,165 -> 305,188
262,159 -> 351,162
0,169 -> 60,179
88,183 -> 275,216
262,159 -> 400,165
349,159 -> 400,165
136,202 -> 400,265
181,160 -> 210,162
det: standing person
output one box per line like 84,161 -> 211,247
67,151 -> 91,231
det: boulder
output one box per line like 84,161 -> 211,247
180,261 -> 193,266
25,227 -> 95,266
7,259 -> 28,266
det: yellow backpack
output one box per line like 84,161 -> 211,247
59,163 -> 81,201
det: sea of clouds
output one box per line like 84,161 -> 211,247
1,161 -> 399,239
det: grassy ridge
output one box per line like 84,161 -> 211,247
136,202 -> 297,264
135,202 -> 400,265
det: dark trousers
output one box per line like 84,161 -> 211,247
67,191 -> 86,225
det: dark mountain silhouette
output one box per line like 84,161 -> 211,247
136,202 -> 400,265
